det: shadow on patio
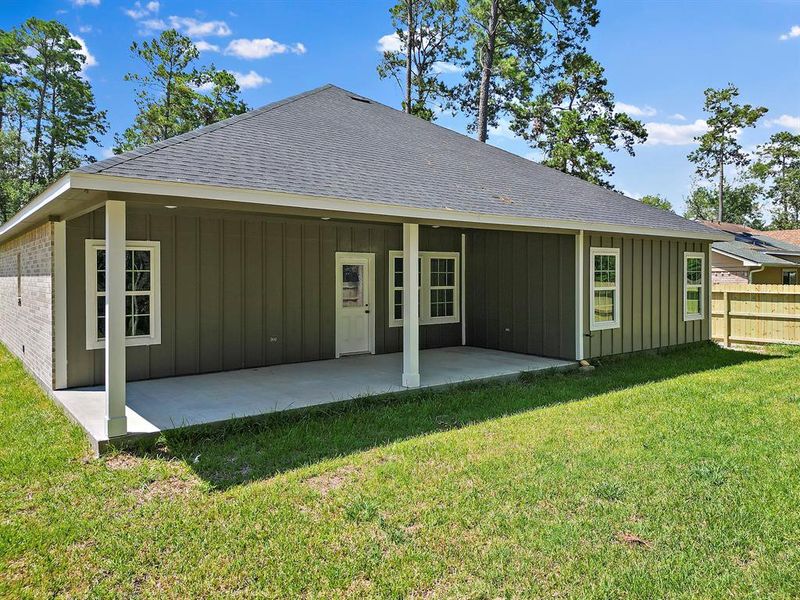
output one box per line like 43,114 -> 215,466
149,343 -> 773,490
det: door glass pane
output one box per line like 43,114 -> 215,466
342,264 -> 364,307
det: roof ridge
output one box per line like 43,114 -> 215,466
80,84 -> 336,175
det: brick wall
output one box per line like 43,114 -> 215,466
0,222 -> 54,389
712,267 -> 749,284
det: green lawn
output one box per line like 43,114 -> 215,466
2,342 -> 800,598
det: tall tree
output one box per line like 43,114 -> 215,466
448,0 -> 598,142
115,30 -> 247,152
751,131 -> 800,229
639,194 -> 673,212
377,0 -> 465,120
684,182 -> 764,228
510,52 -> 646,186
687,84 -> 767,223
0,19 -> 106,222
17,18 -> 106,187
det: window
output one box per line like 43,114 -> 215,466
85,240 -> 161,350
590,247 -> 620,330
684,252 -> 705,321
389,251 -> 460,326
783,269 -> 798,285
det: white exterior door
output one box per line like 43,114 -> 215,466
335,252 -> 375,357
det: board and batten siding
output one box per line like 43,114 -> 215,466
65,206 -> 461,387
582,235 -> 711,359
465,229 -> 576,360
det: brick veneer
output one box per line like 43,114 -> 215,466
0,222 -> 54,389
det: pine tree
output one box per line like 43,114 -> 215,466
377,0 -> 465,121
511,52 -> 646,187
447,0 -> 598,142
115,30 -> 247,152
687,84 -> 767,222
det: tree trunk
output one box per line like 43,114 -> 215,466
717,155 -> 724,223
405,0 -> 414,114
46,85 -> 57,180
477,0 -> 500,143
30,64 -> 50,185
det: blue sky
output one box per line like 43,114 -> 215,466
3,0 -> 799,217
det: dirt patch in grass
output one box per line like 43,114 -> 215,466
133,476 -> 198,505
304,465 -> 360,496
105,453 -> 144,470
615,532 -> 652,548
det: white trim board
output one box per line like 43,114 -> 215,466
0,172 -> 732,244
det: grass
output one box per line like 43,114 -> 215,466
2,342 -> 800,598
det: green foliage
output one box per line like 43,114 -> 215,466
687,84 -> 768,221
377,0 -> 465,121
114,29 -> 247,152
751,131 -> 800,229
510,52 -> 647,187
639,194 -> 673,212
684,182 -> 764,228
447,0 -> 599,142
0,18 -> 107,222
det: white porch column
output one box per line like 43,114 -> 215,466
53,220 -> 68,390
105,200 -> 127,437
402,223 -> 420,388
575,230 -> 585,361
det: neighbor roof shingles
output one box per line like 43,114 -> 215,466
79,84 -> 717,236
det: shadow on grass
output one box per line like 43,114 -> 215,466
143,343 -> 776,490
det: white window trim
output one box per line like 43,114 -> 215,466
683,251 -> 705,322
589,247 -> 621,331
389,250 -> 460,327
782,268 -> 798,285
85,239 -> 162,350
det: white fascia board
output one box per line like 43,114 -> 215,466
711,247 -> 761,267
70,173 -> 729,242
0,175 -> 71,242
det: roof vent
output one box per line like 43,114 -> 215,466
350,95 -> 371,104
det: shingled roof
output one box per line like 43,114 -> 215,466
78,84 -> 718,237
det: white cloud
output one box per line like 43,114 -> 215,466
71,35 -> 97,74
432,61 -> 462,74
488,118 -> 516,140
670,113 -> 687,121
78,25 -> 93,33
614,102 -> 657,117
168,16 -> 231,37
643,119 -> 708,145
224,38 -> 306,59
233,70 -> 270,89
137,18 -> 166,33
377,32 -> 402,53
194,40 -> 220,52
73,0 -> 100,6
125,0 -> 158,20
779,25 -> 800,40
765,114 -> 800,132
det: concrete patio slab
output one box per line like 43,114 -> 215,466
52,346 -> 575,451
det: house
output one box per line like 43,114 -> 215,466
762,229 -> 800,246
701,220 -> 800,284
0,84 -> 727,451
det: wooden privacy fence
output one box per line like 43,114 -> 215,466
712,284 -> 800,346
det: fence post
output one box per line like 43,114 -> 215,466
723,290 -> 730,347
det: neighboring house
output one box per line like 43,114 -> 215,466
0,84 -> 727,449
701,221 -> 800,284
762,229 -> 800,246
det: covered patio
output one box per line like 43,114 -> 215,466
53,346 -> 575,450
